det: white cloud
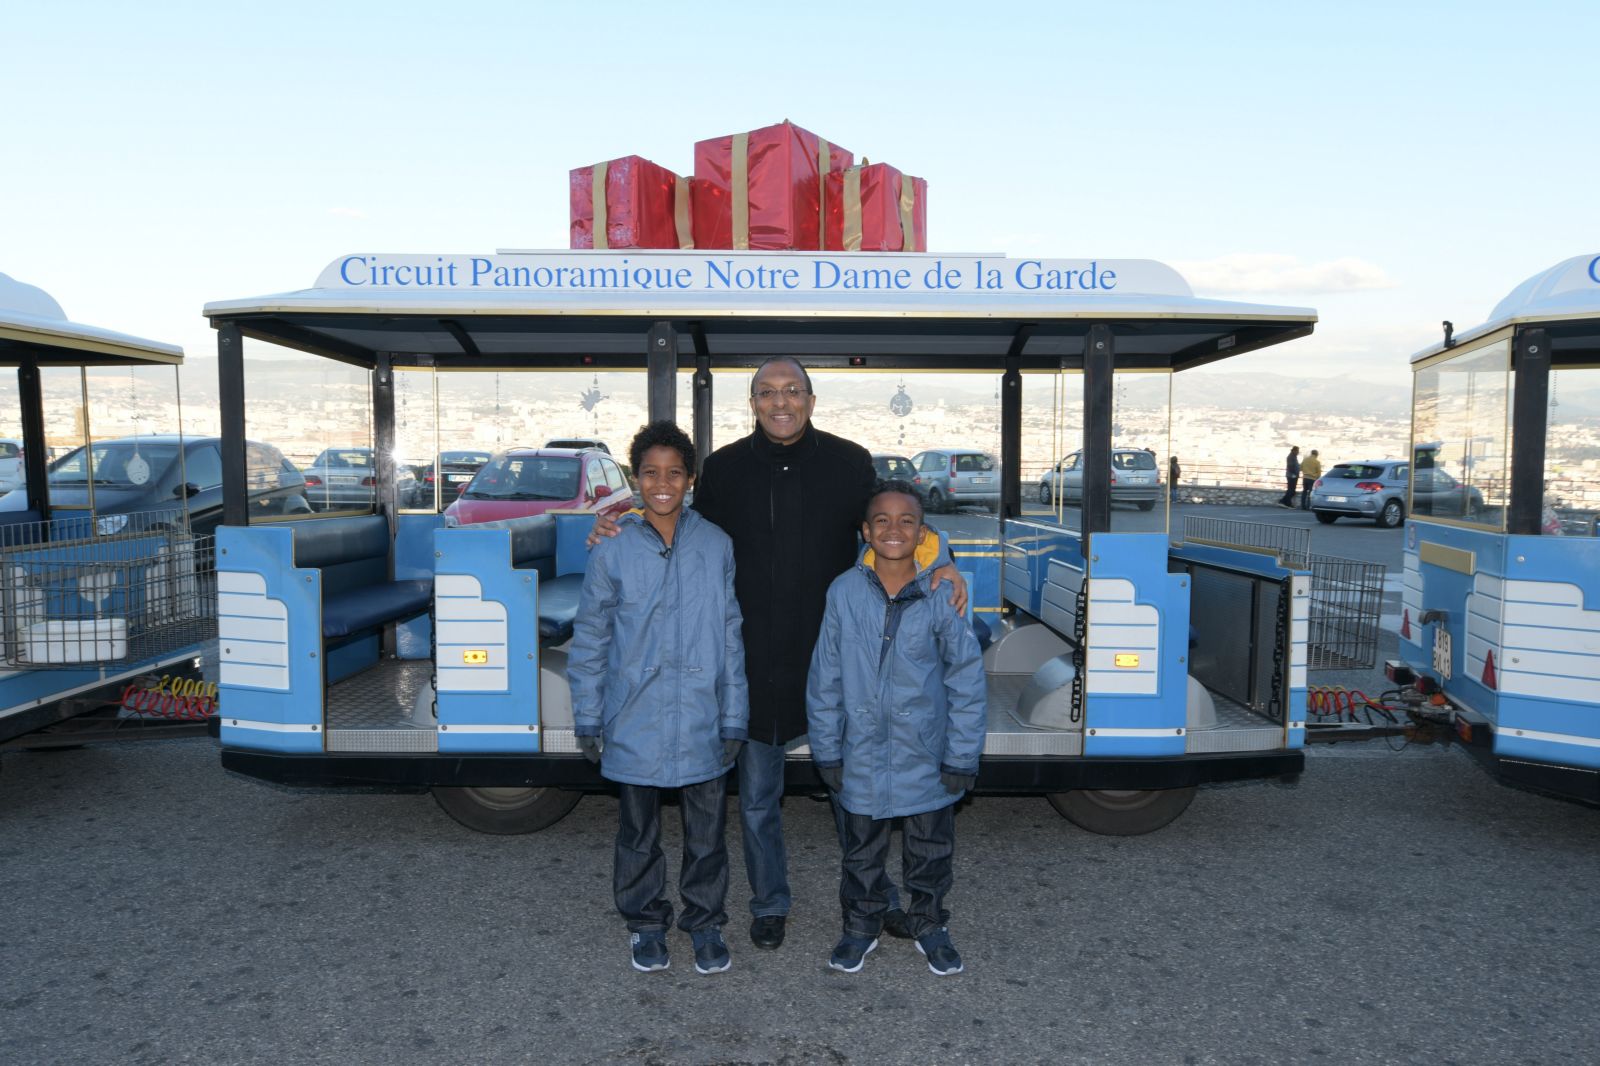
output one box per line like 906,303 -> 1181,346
1172,253 -> 1396,296
326,206 -> 368,220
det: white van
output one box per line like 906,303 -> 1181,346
0,438 -> 22,492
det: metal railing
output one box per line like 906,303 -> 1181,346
0,509 -> 215,669
1182,515 -> 1310,568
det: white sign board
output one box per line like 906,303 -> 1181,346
313,252 -> 1193,299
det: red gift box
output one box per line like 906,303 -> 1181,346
823,162 -> 928,252
692,121 -> 854,250
570,155 -> 691,250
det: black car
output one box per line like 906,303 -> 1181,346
0,434 -> 310,536
419,449 -> 493,509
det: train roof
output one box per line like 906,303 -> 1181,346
204,250 -> 1317,373
1411,254 -> 1600,365
0,272 -> 183,366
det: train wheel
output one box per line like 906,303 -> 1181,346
431,785 -> 581,834
1046,787 -> 1196,835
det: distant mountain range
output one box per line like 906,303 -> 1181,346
173,357 -> 1600,423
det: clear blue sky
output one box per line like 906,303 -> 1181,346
3,0 -> 1596,390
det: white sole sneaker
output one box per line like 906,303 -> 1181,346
694,956 -> 732,975
915,940 -> 965,976
827,938 -> 879,973
631,958 -> 670,973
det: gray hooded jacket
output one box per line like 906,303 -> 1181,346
569,508 -> 749,788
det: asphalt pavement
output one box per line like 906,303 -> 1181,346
3,734 -> 1600,1066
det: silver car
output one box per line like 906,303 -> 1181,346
1311,458 -> 1484,528
1038,448 -> 1161,511
908,448 -> 999,513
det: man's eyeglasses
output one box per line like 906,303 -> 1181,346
752,385 -> 811,402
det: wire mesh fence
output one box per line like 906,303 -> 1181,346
0,509 -> 215,669
1182,515 -> 1311,568
1306,554 -> 1385,670
1179,515 -> 1384,670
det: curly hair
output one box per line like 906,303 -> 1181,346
629,420 -> 695,475
864,478 -> 924,522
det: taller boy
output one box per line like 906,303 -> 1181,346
569,421 -> 748,975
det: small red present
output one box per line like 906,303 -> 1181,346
823,162 -> 927,252
570,155 -> 691,250
692,121 -> 853,250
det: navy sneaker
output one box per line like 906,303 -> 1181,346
828,933 -> 878,973
915,927 -> 964,976
691,928 -> 732,974
629,931 -> 670,973
882,907 -> 913,940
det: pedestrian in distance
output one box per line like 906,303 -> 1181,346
588,357 -> 967,954
1279,445 -> 1300,507
1168,454 -> 1181,503
1299,449 -> 1322,510
568,421 -> 749,976
807,480 -> 987,976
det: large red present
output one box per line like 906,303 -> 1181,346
570,155 -> 691,250
823,162 -> 928,252
692,121 -> 853,250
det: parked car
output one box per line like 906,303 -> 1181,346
871,453 -> 917,481
908,448 -> 1000,513
418,449 -> 493,508
0,438 -> 22,492
544,437 -> 611,455
443,447 -> 635,526
0,434 -> 309,535
301,447 -> 378,511
1037,448 -> 1161,510
1311,458 -> 1484,528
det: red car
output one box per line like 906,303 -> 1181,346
442,447 -> 635,526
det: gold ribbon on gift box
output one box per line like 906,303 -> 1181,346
731,132 -> 750,250
590,161 -> 692,250
817,138 -> 831,249
839,165 -> 921,252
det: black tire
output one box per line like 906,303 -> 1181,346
1136,499 -> 1156,511
431,785 -> 581,834
1377,498 -> 1405,529
928,489 -> 947,515
1046,786 -> 1197,835
1038,482 -> 1052,505
1314,511 -> 1339,524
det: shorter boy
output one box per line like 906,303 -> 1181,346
568,421 -> 749,975
806,480 -> 987,976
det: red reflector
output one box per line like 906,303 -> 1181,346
304,475 -> 322,486
949,458 -> 958,476
1313,478 -> 1323,488
1355,482 -> 1383,492
361,477 -> 375,487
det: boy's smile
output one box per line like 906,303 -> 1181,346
636,444 -> 690,525
862,489 -> 925,564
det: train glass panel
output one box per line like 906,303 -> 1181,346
244,345 -> 372,516
1541,366 -> 1600,536
1410,337 -> 1509,528
1108,370 -> 1172,532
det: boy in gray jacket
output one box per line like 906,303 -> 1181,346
569,421 -> 749,975
806,480 -> 986,976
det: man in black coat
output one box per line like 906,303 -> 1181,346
593,356 -> 967,951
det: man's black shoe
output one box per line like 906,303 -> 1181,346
750,915 -> 786,950
882,907 -> 913,940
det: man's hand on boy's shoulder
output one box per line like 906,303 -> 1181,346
928,564 -> 968,614
586,511 -> 624,549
